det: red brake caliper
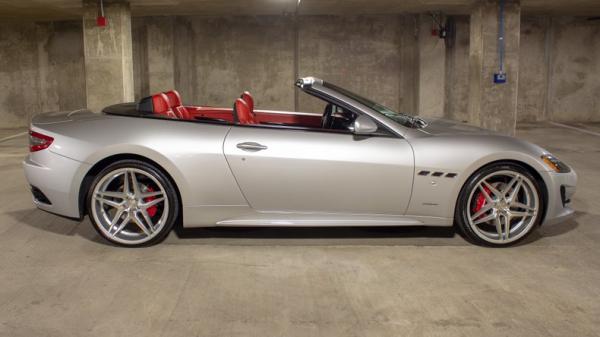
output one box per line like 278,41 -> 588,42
144,186 -> 158,217
471,186 -> 491,218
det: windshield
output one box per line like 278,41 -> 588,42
322,81 -> 418,128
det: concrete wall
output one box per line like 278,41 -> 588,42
133,15 -> 417,114
298,15 -> 405,113
547,17 -> 600,122
1,14 -> 600,128
417,14 -> 446,118
0,21 -> 41,128
517,16 -> 550,122
0,20 -> 85,129
516,16 -> 600,123
398,15 -> 419,115
445,16 -> 470,123
191,16 -> 295,111
132,13 -> 600,125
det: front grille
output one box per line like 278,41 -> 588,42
31,186 -> 52,205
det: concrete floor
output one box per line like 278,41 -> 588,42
0,123 -> 599,337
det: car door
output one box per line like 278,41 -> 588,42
223,125 -> 414,215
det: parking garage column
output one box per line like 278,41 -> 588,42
82,0 -> 134,112
467,0 -> 521,135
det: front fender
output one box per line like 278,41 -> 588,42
405,135 -> 551,219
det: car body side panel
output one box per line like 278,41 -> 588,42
223,126 -> 415,215
30,113 -> 250,226
23,148 -> 90,218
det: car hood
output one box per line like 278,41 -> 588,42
416,117 -> 497,136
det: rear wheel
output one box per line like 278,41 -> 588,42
87,160 -> 179,247
455,163 -> 544,247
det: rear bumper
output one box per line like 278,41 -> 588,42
540,169 -> 577,226
23,150 -> 89,219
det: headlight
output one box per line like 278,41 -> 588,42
541,154 -> 571,173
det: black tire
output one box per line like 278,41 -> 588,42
86,159 -> 179,247
454,162 -> 544,247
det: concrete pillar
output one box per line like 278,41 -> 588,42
82,0 -> 134,112
417,14 -> 446,118
467,0 -> 521,135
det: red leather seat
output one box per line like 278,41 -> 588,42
240,91 -> 254,114
152,93 -> 177,118
233,98 -> 256,125
164,90 -> 191,120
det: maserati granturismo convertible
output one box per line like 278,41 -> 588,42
23,77 -> 576,247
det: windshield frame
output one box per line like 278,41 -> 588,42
297,77 -> 421,138
321,81 -> 416,128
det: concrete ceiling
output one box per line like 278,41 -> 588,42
1,0 -> 600,20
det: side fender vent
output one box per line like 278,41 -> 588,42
417,171 -> 458,178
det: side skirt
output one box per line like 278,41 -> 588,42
182,206 -> 453,228
215,211 -> 452,227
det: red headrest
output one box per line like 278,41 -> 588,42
164,90 -> 182,108
240,91 -> 254,113
152,93 -> 176,118
233,98 -> 255,125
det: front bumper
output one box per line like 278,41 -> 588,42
23,150 -> 90,219
540,169 -> 577,226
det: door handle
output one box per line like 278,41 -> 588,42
236,142 -> 268,152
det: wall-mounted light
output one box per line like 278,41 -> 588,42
96,0 -> 107,27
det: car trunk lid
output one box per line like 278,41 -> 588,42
31,109 -> 102,125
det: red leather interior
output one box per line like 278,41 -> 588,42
152,93 -> 177,118
185,107 -> 321,127
188,106 -> 235,122
255,111 -> 321,128
164,90 -> 191,120
233,98 -> 256,125
240,91 -> 254,113
148,89 -> 321,127
165,90 -> 182,106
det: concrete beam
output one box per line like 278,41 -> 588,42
467,0 -> 521,135
82,0 -> 134,112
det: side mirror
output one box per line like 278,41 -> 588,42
351,115 -> 378,135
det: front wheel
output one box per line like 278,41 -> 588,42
87,160 -> 179,247
455,163 -> 544,247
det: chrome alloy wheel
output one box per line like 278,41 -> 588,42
467,170 -> 539,244
91,168 -> 169,245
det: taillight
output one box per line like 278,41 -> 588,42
29,130 -> 54,152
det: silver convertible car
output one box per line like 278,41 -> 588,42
23,77 -> 576,247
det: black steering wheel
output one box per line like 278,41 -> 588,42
321,103 -> 335,129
